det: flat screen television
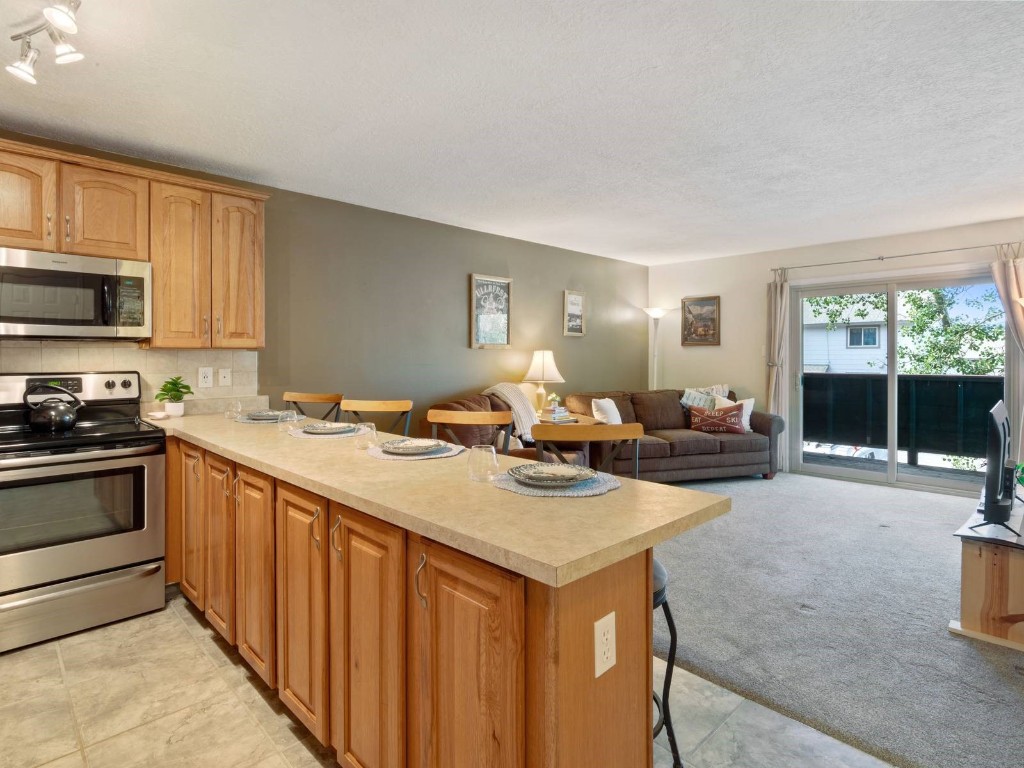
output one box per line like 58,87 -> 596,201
978,399 -> 1015,525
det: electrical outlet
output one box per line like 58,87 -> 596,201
218,368 -> 232,386
198,367 -> 213,388
594,611 -> 616,678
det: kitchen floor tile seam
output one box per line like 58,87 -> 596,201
678,696 -> 746,763
53,642 -> 89,767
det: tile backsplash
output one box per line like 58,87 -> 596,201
0,341 -> 265,414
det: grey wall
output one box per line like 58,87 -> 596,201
259,190 -> 649,427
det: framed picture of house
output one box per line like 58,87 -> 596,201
682,295 -> 720,346
470,274 -> 513,349
563,290 -> 585,336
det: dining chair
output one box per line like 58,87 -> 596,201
340,399 -> 414,436
426,409 -> 514,454
283,392 -> 344,422
529,421 -> 684,767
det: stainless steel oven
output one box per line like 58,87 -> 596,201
0,372 -> 165,652
0,248 -> 151,339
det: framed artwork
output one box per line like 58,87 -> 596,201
470,274 -> 513,349
563,290 -> 585,336
682,295 -> 720,346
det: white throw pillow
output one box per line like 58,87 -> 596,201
714,395 -> 754,433
681,388 -> 717,410
698,383 -> 730,398
592,397 -> 623,424
494,430 -> 524,451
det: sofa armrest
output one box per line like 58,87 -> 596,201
750,411 -> 786,474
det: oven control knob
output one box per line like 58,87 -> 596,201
104,379 -> 116,391
121,379 -> 132,389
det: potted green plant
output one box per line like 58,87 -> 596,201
155,376 -> 194,417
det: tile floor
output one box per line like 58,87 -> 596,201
0,595 -> 892,768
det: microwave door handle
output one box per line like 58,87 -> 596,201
101,277 -> 114,326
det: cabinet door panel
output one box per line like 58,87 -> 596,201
236,466 -> 276,687
150,182 -> 211,347
329,504 -> 405,768
204,453 -> 235,643
0,151 -> 57,250
179,443 -> 205,608
408,536 -> 525,768
61,164 -> 149,260
276,482 -> 329,744
211,194 -> 264,348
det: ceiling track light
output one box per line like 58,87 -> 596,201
6,1 -> 85,84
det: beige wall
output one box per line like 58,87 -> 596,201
259,190 -> 649,426
648,217 -> 1024,406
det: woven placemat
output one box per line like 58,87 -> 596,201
287,425 -> 366,440
492,471 -> 621,497
367,444 -> 466,461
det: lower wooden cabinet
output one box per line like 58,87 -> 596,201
235,466 -> 276,687
330,504 -> 406,768
407,535 -> 526,768
276,481 -> 330,744
179,442 -> 206,608
204,453 -> 236,642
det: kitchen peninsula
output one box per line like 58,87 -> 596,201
162,414 -> 730,768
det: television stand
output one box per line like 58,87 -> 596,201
967,519 -> 1021,537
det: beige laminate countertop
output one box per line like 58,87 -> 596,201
163,415 -> 730,587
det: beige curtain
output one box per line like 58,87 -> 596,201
766,268 -> 789,471
992,244 -> 1024,462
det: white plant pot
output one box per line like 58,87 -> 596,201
164,401 -> 185,417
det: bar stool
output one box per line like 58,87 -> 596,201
426,409 -> 514,453
340,399 -> 414,436
653,558 -> 683,767
283,391 -> 344,422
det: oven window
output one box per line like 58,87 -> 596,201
0,466 -> 145,555
0,267 -> 108,326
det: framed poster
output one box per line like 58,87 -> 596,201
470,274 -> 513,349
563,290 -> 585,336
682,295 -> 720,346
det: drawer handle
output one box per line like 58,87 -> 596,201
330,515 -> 342,560
64,214 -> 71,242
310,506 -> 321,550
46,213 -> 52,239
414,552 -> 427,608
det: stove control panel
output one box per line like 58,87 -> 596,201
26,377 -> 83,394
0,372 -> 142,405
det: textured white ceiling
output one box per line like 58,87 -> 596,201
1,1 -> 1023,265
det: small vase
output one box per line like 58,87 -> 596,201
164,401 -> 185,417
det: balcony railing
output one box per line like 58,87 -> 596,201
801,372 -> 1005,463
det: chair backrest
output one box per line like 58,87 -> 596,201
531,422 -> 644,478
340,398 -> 414,436
426,409 -> 513,454
283,391 -> 344,422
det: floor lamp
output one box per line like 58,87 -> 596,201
644,308 -> 669,389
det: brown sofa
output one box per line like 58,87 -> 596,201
565,389 -> 785,483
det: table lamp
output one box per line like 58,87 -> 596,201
523,350 -> 565,411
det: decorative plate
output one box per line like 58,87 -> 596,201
245,410 -> 281,421
303,422 -> 357,435
380,438 -> 448,455
507,463 -> 597,488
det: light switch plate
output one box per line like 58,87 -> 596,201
218,368 -> 232,386
594,611 -> 616,678
198,367 -> 213,388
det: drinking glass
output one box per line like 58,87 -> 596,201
354,422 -> 377,450
224,399 -> 242,419
277,409 -> 300,432
468,444 -> 499,482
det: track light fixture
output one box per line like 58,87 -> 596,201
6,1 -> 85,84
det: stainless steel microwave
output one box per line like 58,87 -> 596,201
0,248 -> 151,339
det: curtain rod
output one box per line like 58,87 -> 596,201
772,242 -> 1012,273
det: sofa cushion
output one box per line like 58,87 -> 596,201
716,431 -> 770,453
564,391 -> 637,424
647,429 -> 721,456
631,390 -> 686,430
628,434 -> 671,460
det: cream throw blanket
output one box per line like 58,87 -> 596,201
483,383 -> 538,444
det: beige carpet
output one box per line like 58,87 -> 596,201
653,472 -> 1024,768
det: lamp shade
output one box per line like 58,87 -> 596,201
523,350 -> 565,384
643,307 -> 668,319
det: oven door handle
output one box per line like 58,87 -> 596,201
0,563 -> 162,614
0,442 -> 164,472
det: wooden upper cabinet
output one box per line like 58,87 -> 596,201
330,504 -> 406,768
150,182 -> 211,347
276,481 -> 330,744
211,193 -> 264,348
235,466 -> 276,688
0,151 -> 58,251
60,164 -> 149,261
407,536 -> 525,768
204,452 -> 236,644
180,442 -> 206,609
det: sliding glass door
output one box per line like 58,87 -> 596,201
792,273 -> 1006,492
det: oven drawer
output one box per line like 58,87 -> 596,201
0,561 -> 165,653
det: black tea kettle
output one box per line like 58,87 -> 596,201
23,384 -> 85,433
